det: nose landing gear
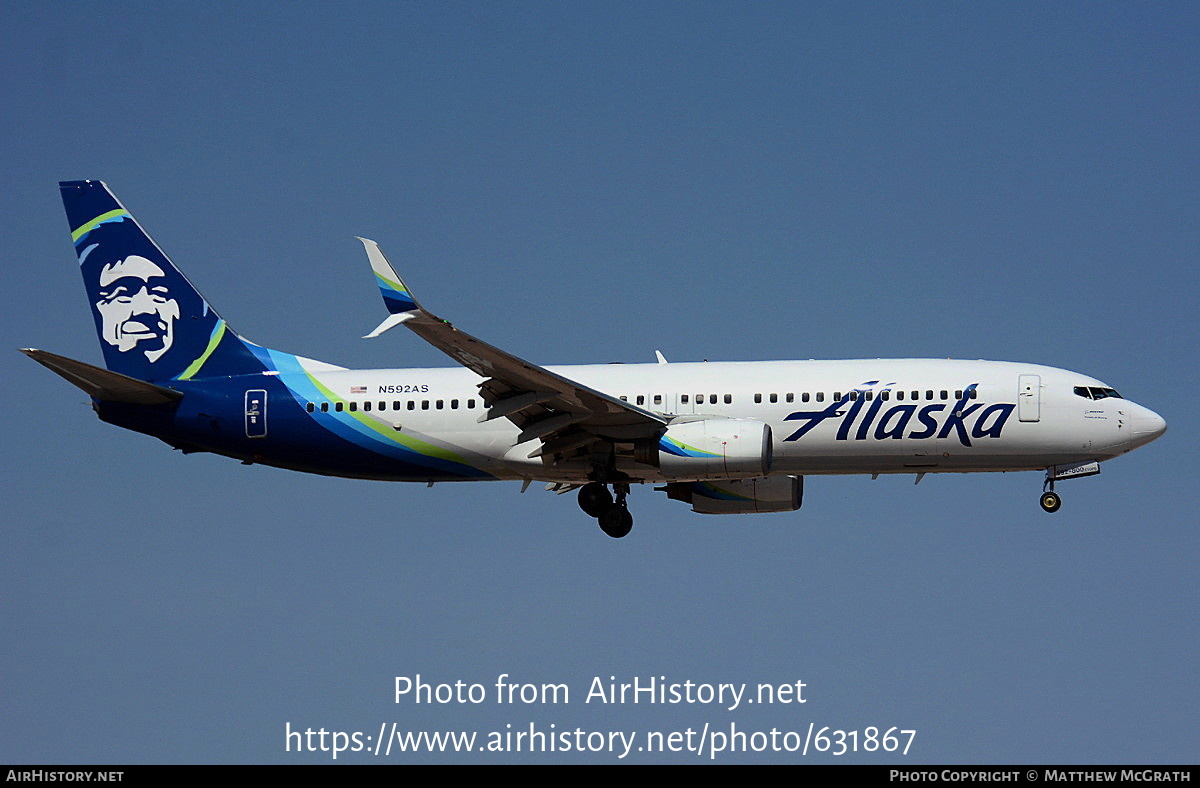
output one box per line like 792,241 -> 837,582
578,481 -> 634,538
1038,461 -> 1101,513
1040,467 -> 1064,513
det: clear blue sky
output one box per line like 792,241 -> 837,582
3,1 -> 1196,764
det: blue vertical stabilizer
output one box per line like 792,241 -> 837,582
61,180 -> 268,382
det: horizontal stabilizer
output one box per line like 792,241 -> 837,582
21,348 -> 182,405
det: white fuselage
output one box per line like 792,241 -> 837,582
275,357 -> 1162,484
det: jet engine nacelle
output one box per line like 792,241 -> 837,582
654,418 -> 773,479
660,475 -> 804,514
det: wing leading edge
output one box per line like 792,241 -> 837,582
357,239 -> 666,461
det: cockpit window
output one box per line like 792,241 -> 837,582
1074,386 -> 1123,400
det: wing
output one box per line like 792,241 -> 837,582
358,239 -> 666,461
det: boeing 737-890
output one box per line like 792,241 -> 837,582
24,181 -> 1166,537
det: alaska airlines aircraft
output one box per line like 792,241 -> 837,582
25,181 -> 1166,537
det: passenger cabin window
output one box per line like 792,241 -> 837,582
306,402 -> 315,412
680,394 -> 689,404
724,394 -> 732,404
786,393 -> 794,403
816,392 -> 824,402
335,402 -> 344,412
709,394 -> 718,404
754,393 -> 762,404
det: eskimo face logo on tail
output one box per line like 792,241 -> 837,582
95,255 -> 180,363
783,381 -> 1016,447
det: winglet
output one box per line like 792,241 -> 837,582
358,237 -> 420,338
364,311 -> 414,339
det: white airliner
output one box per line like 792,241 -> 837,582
25,181 -> 1167,537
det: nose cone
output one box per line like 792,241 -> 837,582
1129,405 -> 1167,450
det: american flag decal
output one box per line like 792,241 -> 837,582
350,386 -> 367,394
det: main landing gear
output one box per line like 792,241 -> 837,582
578,482 -> 633,538
1040,473 -> 1062,513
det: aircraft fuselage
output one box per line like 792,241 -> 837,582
111,357 -> 1159,485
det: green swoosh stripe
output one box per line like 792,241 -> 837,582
175,320 -> 227,381
71,209 -> 130,242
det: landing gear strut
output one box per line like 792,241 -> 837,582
1040,474 -> 1062,513
579,481 -> 634,538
